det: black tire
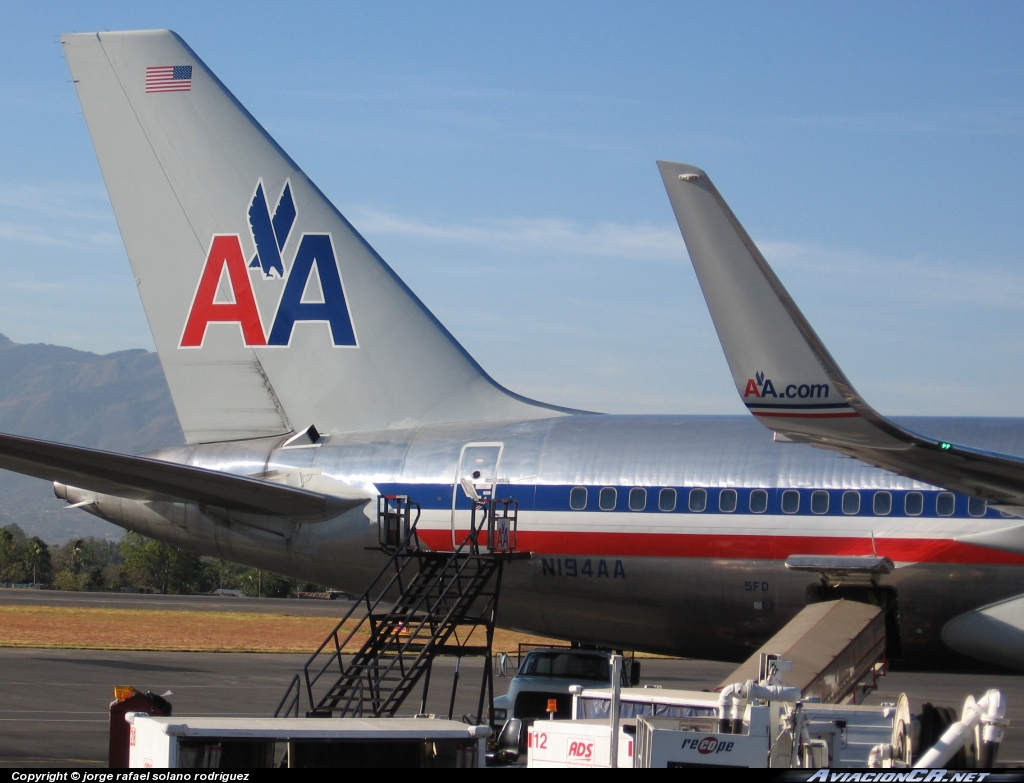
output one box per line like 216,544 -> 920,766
916,703 -> 969,767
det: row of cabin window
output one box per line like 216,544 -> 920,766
569,486 -> 987,517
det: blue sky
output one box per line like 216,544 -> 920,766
3,2 -> 1024,416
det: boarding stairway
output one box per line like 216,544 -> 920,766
276,493 -> 524,723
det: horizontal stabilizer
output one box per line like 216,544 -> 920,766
659,161 -> 1024,506
0,432 -> 366,518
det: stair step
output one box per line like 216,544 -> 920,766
285,530 -> 508,719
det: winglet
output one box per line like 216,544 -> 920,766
658,161 -> 907,450
658,162 -> 1024,507
655,159 -> 905,448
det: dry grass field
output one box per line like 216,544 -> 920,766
0,606 -> 563,653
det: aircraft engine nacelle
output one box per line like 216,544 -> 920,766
52,481 -> 378,583
942,594 -> 1024,670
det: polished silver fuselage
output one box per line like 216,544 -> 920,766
75,414 -> 1024,670
54,31 -> 1024,672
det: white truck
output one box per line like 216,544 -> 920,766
492,647 -> 637,726
527,659 -> 1009,768
125,714 -> 490,768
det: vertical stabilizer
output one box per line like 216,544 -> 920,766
62,30 -> 567,443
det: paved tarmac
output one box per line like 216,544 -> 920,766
1,590 -> 1023,768
2,650 -> 1023,768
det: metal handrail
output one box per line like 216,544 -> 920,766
331,551 -> 498,717
276,495 -> 505,719
323,527 -> 496,717
301,512 -> 423,713
275,674 -> 301,718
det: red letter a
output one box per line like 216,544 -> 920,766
180,235 -> 266,347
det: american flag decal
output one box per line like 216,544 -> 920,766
145,65 -> 193,93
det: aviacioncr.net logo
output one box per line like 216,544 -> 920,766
743,371 -> 829,400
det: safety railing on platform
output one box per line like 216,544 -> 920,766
275,494 -> 515,721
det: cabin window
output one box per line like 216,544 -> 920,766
842,491 -> 861,515
628,487 -> 647,512
873,491 -> 892,516
905,491 -> 924,516
719,489 -> 738,513
599,487 -> 617,511
781,490 -> 800,514
810,490 -> 829,515
688,488 -> 707,513
570,487 -> 587,511
936,492 -> 955,517
968,497 -> 987,517
658,488 -> 677,512
749,489 -> 768,514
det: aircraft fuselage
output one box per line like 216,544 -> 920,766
63,413 -> 1024,671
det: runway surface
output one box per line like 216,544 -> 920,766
0,587 -> 356,617
1,590 -> 1022,767
3,650 -> 1023,768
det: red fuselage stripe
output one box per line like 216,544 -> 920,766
416,529 -> 1024,566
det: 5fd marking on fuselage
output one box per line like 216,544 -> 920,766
180,179 -> 357,348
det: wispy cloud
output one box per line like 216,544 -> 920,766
0,181 -> 118,248
778,100 -> 1024,137
348,204 -> 1024,312
271,70 -> 632,152
0,222 -> 68,247
348,206 -> 683,260
760,238 -> 1024,308
0,181 -> 111,219
286,71 -> 625,114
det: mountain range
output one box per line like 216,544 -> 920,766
0,334 -> 183,543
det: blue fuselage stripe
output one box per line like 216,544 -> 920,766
375,482 -> 997,520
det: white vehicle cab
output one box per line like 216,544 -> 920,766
492,647 -> 637,725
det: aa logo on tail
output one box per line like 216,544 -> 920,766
180,179 -> 357,348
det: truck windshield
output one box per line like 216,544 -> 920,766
520,652 -> 610,681
578,697 -> 717,720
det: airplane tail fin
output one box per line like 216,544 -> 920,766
61,30 -> 566,443
658,160 -> 1024,508
657,161 -> 905,449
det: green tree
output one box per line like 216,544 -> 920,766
51,537 -> 119,591
0,525 -> 52,585
199,556 -> 249,593
23,536 -> 52,584
0,526 -> 26,583
119,532 -> 203,594
234,567 -> 293,598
